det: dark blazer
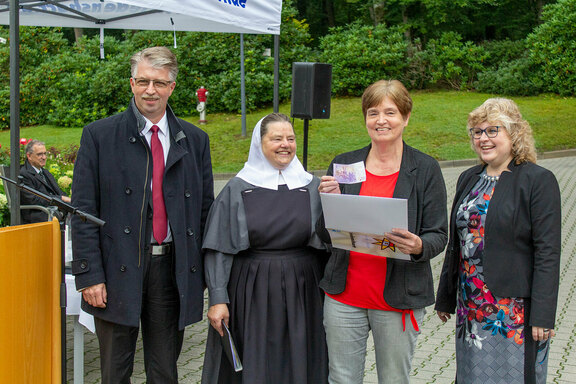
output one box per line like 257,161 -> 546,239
318,143 -> 448,309
435,161 -> 561,328
71,101 -> 214,329
19,161 -> 67,223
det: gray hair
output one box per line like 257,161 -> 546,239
130,47 -> 178,82
25,140 -> 45,154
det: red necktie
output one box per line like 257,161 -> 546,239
151,125 -> 167,244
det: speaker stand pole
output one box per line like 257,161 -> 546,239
303,118 -> 309,171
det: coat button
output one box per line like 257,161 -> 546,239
190,265 -> 197,273
186,228 -> 194,236
129,136 -> 137,143
80,261 -> 88,269
120,265 -> 127,272
185,190 -> 191,198
125,187 -> 132,195
124,226 -> 131,234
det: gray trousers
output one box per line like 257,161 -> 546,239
323,296 -> 425,384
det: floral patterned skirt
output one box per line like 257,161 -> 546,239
455,284 -> 550,384
455,173 -> 550,383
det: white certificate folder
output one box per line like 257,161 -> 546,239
320,193 -> 410,260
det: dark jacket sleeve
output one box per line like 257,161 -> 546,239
20,166 -> 66,206
434,169 -> 476,314
71,126 -> 106,290
19,172 -> 47,206
523,168 -> 561,328
411,156 -> 448,263
199,129 -> 215,239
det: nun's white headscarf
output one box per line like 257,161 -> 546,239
236,115 -> 313,190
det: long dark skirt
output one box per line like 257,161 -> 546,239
206,248 -> 328,384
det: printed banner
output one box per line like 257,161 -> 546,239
0,0 -> 281,34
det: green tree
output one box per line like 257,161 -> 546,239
294,0 -> 555,44
320,22 -> 408,95
294,0 -> 369,44
527,0 -> 576,95
0,27 -> 71,128
413,32 -> 488,90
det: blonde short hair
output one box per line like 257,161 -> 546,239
467,98 -> 537,164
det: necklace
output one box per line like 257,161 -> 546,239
482,174 -> 500,182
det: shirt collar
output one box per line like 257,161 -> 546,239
130,97 -> 169,137
141,113 -> 169,137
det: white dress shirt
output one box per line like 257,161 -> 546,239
141,113 -> 172,243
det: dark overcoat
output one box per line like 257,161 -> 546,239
19,161 -> 67,223
71,101 -> 214,329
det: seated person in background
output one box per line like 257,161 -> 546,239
19,139 -> 70,223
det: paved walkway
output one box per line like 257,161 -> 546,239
66,155 -> 576,383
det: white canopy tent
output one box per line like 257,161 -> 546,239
0,0 -> 282,33
1,0 -> 283,226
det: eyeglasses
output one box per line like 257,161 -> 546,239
133,78 -> 173,89
469,126 -> 501,139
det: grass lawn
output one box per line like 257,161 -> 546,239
1,91 -> 575,173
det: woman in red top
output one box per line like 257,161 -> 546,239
318,80 -> 448,383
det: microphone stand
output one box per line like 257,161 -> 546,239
0,174 -> 105,384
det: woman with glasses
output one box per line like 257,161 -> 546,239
435,98 -> 561,383
317,80 -> 448,383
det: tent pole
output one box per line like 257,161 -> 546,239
240,33 -> 246,137
273,34 -> 279,113
9,0 -> 21,226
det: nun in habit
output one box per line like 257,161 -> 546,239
201,113 -> 329,384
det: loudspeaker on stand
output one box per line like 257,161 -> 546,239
290,62 -> 332,120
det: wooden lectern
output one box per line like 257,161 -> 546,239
0,219 -> 61,383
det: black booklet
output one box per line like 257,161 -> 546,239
221,320 -> 243,372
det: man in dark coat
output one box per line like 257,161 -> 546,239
19,140 -> 70,223
71,47 -> 214,384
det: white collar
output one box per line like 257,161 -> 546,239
142,113 -> 168,136
236,117 -> 312,190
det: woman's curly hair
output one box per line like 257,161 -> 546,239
467,98 -> 537,164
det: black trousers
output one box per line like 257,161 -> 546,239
94,248 -> 184,384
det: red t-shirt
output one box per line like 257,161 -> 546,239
327,170 -> 400,311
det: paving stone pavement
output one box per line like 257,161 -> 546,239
66,154 -> 576,384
